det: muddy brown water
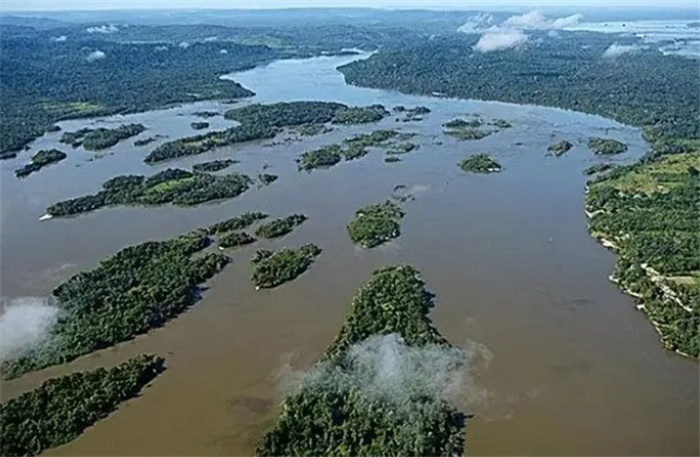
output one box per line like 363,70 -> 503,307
1,53 -> 697,456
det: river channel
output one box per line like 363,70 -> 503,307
1,53 -> 697,456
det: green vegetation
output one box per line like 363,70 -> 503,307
385,156 -> 401,163
332,104 -> 389,124
252,244 -> 322,289
587,152 -> 699,357
443,118 -> 491,140
255,214 -> 307,239
15,148 -> 67,178
297,144 -> 344,170
191,121 -> 210,130
206,211 -> 268,235
491,119 -> 512,128
257,173 -> 278,186
584,163 -> 618,175
60,124 -> 146,150
344,129 -> 398,149
588,137 -> 628,155
1,232 -> 227,378
387,142 -> 418,155
134,136 -> 159,147
224,101 -> 346,126
294,124 -> 333,136
192,159 -> 237,173
459,153 -> 502,173
257,265 -> 465,456
219,231 -> 257,249
347,200 -> 404,248
445,117 -> 482,129
0,355 -> 165,457
45,168 -> 252,217
549,140 -> 574,157
398,105 -> 431,122
297,130 -> 399,171
192,111 -> 220,118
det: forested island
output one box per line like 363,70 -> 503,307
459,153 -> 502,173
588,137 -> 628,155
347,200 -> 405,248
206,211 -> 268,235
297,129 -> 399,171
14,148 -> 67,178
60,123 -> 146,150
0,355 -> 165,457
255,214 -> 307,238
219,231 -> 257,249
134,136 -> 159,147
443,117 -> 492,141
549,140 -> 574,157
192,159 -> 237,173
191,121 -> 210,130
251,244 -> 322,289
257,265 -> 466,456
45,168 -> 253,217
394,105 -> 431,122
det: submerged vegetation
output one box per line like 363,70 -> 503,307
45,168 -> 252,217
0,355 -> 165,457
255,214 -> 308,239
192,159 -> 237,173
459,153 -> 502,173
347,200 -> 405,248
549,140 -> 574,157
257,265 -> 466,456
15,149 -> 67,178
60,124 -> 146,150
252,244 -> 322,289
588,137 -> 628,155
587,151 -> 700,357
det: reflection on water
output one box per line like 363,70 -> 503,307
1,54 -> 697,456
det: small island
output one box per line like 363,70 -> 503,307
255,214 -> 307,239
192,110 -> 221,118
588,137 -> 628,155
218,231 -> 256,249
549,140 -> 574,157
332,104 -> 389,124
134,136 -> 159,147
207,211 -> 268,235
192,159 -> 237,173
293,124 -> 333,136
297,144 -> 344,170
459,153 -> 502,173
491,118 -> 512,128
15,148 -> 67,178
385,156 -> 401,163
61,123 -> 146,150
298,130 -> 399,171
347,200 -> 405,248
190,121 -> 210,130
0,355 -> 165,457
251,244 -> 322,289
387,142 -> 417,155
584,163 -> 617,175
257,173 -> 278,186
45,168 -> 252,217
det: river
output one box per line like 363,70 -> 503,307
0,53 -> 697,456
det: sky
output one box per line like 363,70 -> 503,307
2,0 -> 699,12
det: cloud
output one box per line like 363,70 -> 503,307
503,10 -> 582,30
0,297 -> 60,363
50,35 -> 67,42
602,43 -> 645,58
457,12 -> 495,34
86,24 -> 118,34
154,45 -> 168,52
86,50 -> 106,62
203,36 -> 218,42
474,28 -> 528,52
219,49 -> 228,54
178,41 -> 190,49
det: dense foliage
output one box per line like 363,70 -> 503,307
444,127 -> 491,141
387,142 -> 418,155
1,232 -> 227,378
192,159 -> 237,173
60,124 -> 146,150
134,136 -> 158,147
191,121 -> 210,130
0,354 -> 165,457
257,173 -> 278,186
255,214 -> 308,239
206,211 -> 268,235
549,140 -> 574,157
385,156 -> 401,163
218,231 -> 257,249
14,148 -> 67,178
459,153 -> 502,173
224,101 -> 347,126
297,130 -> 398,171
587,152 -> 700,356
257,265 -> 465,456
338,31 -> 700,141
347,200 -> 405,248
584,163 -> 617,175
588,137 -> 628,155
332,104 -> 389,125
343,129 -> 398,149
251,244 -> 322,289
297,144 -> 344,171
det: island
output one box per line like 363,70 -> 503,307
255,214 -> 307,239
190,121 -> 210,130
491,119 -> 512,129
251,244 -> 322,289
331,104 -> 389,124
385,156 -> 401,163
347,200 -> 405,248
297,144 -> 344,170
588,137 -> 629,155
60,123 -> 146,150
584,163 -> 617,175
44,168 -> 252,217
257,265 -> 466,456
549,140 -> 574,157
219,231 -> 257,249
459,153 -> 502,173
192,111 -> 221,118
387,142 -> 418,155
0,355 -> 165,457
257,173 -> 278,186
293,124 -> 333,136
207,211 -> 268,235
443,118 -> 492,140
134,136 -> 159,147
297,130 -> 399,171
192,159 -> 237,173
15,148 -> 67,178
397,105 -> 431,122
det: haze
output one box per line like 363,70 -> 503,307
3,0 -> 698,11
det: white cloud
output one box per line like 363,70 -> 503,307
219,49 -> 228,54
154,45 -> 169,52
86,50 -> 106,62
602,43 -> 645,58
0,297 -> 60,363
474,28 -> 528,52
50,35 -> 67,42
86,24 -> 119,34
503,10 -> 582,30
457,12 -> 495,34
203,36 -> 218,42
178,41 -> 190,49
